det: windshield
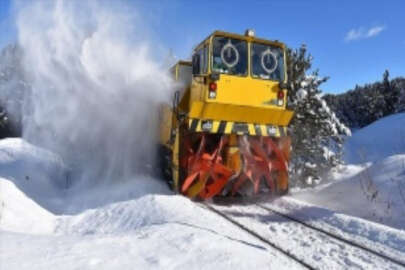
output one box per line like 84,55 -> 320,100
251,43 -> 284,81
212,36 -> 247,76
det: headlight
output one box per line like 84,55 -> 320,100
267,125 -> 277,135
202,120 -> 213,131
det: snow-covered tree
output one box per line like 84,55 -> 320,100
382,70 -> 399,115
394,78 -> 405,112
324,71 -> 404,129
286,45 -> 350,187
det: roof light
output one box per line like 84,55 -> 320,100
245,29 -> 255,37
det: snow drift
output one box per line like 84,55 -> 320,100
0,138 -> 170,217
0,138 -> 67,213
344,113 -> 405,163
0,138 -> 297,270
0,178 -> 55,234
294,113 -> 405,229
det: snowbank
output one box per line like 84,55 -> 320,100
0,138 -> 299,270
294,154 -> 405,229
0,138 -> 68,214
294,113 -> 405,229
0,138 -> 171,216
0,178 -> 55,234
0,138 -> 67,187
62,175 -> 171,214
344,113 -> 405,163
0,138 -> 67,233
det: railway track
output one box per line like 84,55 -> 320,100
202,202 -> 314,270
256,203 -> 405,268
200,201 -> 405,270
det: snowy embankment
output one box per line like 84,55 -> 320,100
0,138 -> 300,269
293,113 -> 405,229
0,139 -> 66,234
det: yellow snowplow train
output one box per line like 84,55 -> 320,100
159,30 -> 294,199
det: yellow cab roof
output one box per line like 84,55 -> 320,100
194,30 -> 286,51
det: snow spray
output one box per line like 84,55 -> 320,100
15,0 -> 174,187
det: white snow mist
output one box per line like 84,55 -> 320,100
16,0 -> 174,187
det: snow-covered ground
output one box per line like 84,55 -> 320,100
0,138 -> 302,269
1,113 -> 405,269
212,198 -> 405,269
293,113 -> 405,229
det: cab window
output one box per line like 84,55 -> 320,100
212,36 -> 247,76
192,46 -> 208,75
251,43 -> 284,81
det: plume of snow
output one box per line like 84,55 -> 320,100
15,0 -> 174,187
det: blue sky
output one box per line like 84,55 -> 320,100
0,0 -> 14,49
0,0 -> 404,93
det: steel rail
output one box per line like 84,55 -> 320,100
201,202 -> 315,270
256,203 -> 405,269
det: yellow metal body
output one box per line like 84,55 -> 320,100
185,31 -> 293,130
158,30 -> 294,193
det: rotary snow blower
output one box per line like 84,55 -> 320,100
158,30 -> 294,200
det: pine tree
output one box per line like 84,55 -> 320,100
286,45 -> 350,187
382,69 -> 399,114
383,69 -> 390,90
324,70 -> 404,129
